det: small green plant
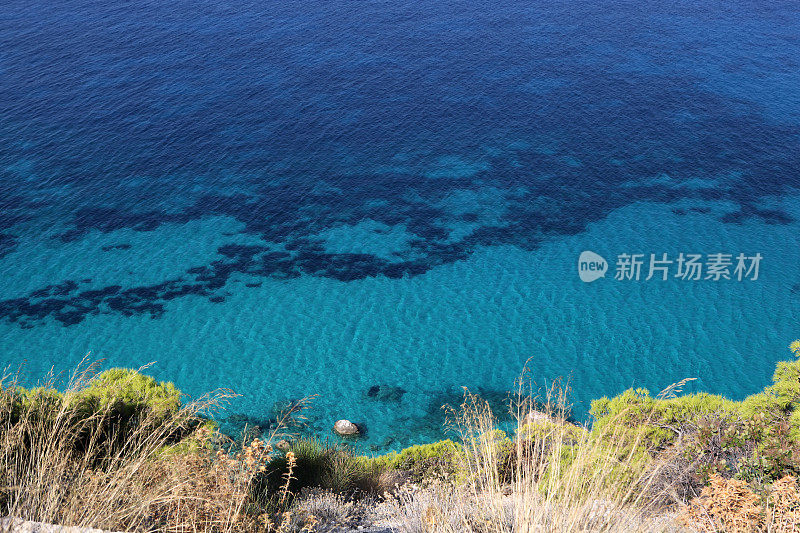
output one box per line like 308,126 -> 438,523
254,438 -> 384,511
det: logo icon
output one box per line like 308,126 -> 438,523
578,251 -> 607,283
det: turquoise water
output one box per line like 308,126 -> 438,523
1,0 -> 800,450
2,195 -> 798,449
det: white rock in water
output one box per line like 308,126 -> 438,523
333,419 -> 359,436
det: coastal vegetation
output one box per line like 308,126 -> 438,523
1,342 -> 800,531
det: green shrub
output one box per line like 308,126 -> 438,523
5,386 -> 62,425
588,342 -> 800,490
70,368 -> 182,421
516,420 -> 587,443
374,439 -> 464,482
0,368 -> 190,462
739,392 -> 782,418
158,419 -> 218,456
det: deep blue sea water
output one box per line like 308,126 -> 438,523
1,0 -> 799,450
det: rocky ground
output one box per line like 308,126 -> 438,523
1,495 -> 687,533
0,517 -> 399,533
0,518 -> 121,533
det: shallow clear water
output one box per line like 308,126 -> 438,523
1,0 -> 799,450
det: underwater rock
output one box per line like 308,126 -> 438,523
366,384 -> 406,403
224,413 -> 249,424
219,412 -> 272,442
269,398 -> 316,431
333,419 -> 359,436
271,398 -> 305,417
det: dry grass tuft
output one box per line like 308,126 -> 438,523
387,375 -> 692,532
